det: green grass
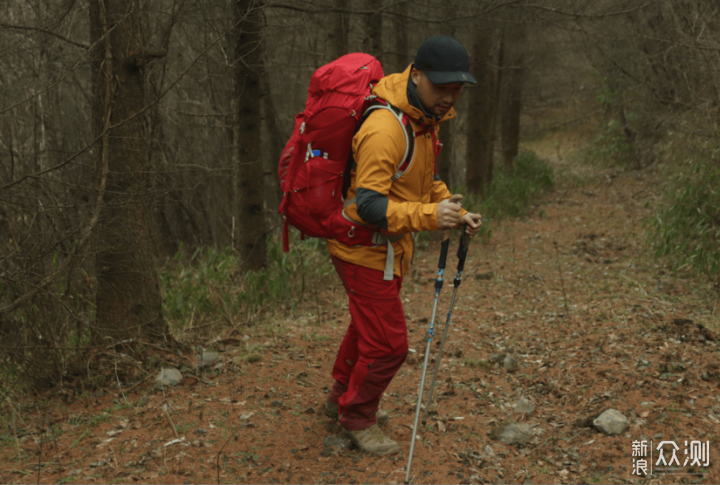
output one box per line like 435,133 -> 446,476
161,231 -> 334,332
582,119 -> 636,168
89,412 -> 110,428
648,156 -> 720,288
464,359 -> 490,370
300,331 -> 328,342
453,150 -> 554,239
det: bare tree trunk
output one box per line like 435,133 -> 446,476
90,0 -> 166,344
466,28 -> 500,197
328,0 -> 349,61
363,0 -> 382,58
500,26 -> 525,173
261,68 -> 284,221
234,0 -> 267,273
391,1 -> 408,73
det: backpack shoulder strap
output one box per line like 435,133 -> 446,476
362,100 -> 416,180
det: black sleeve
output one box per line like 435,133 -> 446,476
356,187 -> 389,229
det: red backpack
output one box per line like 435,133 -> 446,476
278,53 -> 435,267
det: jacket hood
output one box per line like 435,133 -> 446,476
372,64 -> 457,127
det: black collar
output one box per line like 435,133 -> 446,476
406,68 -> 440,123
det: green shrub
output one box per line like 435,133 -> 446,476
584,119 -> 635,167
582,74 -> 638,168
161,232 -> 334,330
648,157 -> 720,287
455,150 -> 554,239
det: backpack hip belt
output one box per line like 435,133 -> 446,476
343,196 -> 405,281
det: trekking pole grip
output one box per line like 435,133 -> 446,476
457,225 -> 469,272
438,237 -> 450,270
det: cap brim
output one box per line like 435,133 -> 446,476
425,70 -> 477,85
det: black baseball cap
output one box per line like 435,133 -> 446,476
414,35 -> 477,85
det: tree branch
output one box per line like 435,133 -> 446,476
267,0 -> 525,23
508,2 -> 653,19
1,3 -> 260,191
0,21 -> 90,49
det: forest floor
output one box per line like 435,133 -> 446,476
1,127 -> 719,485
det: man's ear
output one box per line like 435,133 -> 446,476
411,68 -> 422,86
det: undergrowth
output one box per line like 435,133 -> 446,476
649,156 -> 720,289
161,232 -> 334,335
581,75 -> 642,169
162,151 -> 553,334
582,119 -> 635,168
454,150 -> 554,239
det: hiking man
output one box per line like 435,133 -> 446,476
323,35 -> 483,455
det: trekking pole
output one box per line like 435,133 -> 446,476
405,231 -> 450,485
422,226 -> 469,425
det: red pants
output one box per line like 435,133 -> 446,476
329,256 -> 408,431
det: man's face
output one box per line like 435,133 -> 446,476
411,69 -> 464,117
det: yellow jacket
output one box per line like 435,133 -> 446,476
326,65 -> 460,277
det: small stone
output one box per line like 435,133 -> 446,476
271,400 -> 285,408
89,460 -> 107,468
475,271 -> 495,280
514,397 -> 534,414
155,368 -> 183,388
593,409 -> 629,436
503,355 -> 519,372
323,435 -> 351,450
485,444 -> 495,455
489,353 -> 506,364
68,469 -> 83,476
488,423 -> 533,444
194,428 -> 208,435
196,351 -> 221,369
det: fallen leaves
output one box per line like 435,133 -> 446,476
4,159 -> 720,485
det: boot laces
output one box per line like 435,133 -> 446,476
366,424 -> 388,444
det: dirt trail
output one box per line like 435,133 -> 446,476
1,140 -> 719,484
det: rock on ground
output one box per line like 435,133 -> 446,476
488,423 -> 533,444
514,397 -> 534,414
155,368 -> 183,388
323,435 -> 351,449
503,354 -> 519,372
593,409 -> 629,435
196,351 -> 221,369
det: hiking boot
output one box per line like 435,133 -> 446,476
342,423 -> 400,455
323,400 -> 389,426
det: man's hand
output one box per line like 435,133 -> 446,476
437,194 -> 463,229
459,212 -> 482,238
